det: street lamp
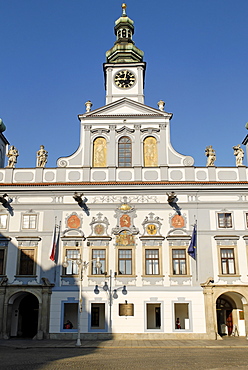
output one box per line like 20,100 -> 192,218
63,256 -> 102,346
94,270 -> 127,333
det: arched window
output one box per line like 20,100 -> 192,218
118,136 -> 132,167
93,137 -> 107,167
143,136 -> 158,167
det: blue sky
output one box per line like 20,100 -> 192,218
0,0 -> 247,168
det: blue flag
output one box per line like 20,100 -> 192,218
188,224 -> 197,259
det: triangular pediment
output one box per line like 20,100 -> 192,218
78,98 -> 173,119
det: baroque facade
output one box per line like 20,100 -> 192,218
0,4 -> 248,340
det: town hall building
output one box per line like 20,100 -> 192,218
0,4 -> 248,341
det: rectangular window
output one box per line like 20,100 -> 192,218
92,249 -> 105,275
22,214 -> 37,229
246,213 -> 248,228
221,248 -> 235,274
145,249 -> 159,275
63,303 -> 78,329
174,303 -> 189,330
19,248 -> 35,275
146,303 -> 161,329
218,213 -> 232,228
172,249 -> 187,275
0,214 -> 7,229
64,249 -> 80,275
90,303 -> 105,329
118,249 -> 132,275
0,249 -> 5,275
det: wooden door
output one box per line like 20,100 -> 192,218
226,310 -> 233,336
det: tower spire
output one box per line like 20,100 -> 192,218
122,3 -> 127,16
105,3 -> 144,63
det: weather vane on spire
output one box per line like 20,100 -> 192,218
122,3 -> 127,16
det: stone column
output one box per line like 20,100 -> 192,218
82,125 -> 92,181
133,124 -> 142,181
40,288 -> 53,339
202,286 -> 217,339
0,288 -> 5,338
106,67 -> 113,105
243,303 -> 248,338
159,123 -> 169,181
137,67 -> 144,104
108,125 -> 116,181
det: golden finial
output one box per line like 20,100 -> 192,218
122,3 -> 127,16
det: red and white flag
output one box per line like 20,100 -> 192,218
50,223 -> 60,263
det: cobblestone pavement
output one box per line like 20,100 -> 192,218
0,345 -> 248,369
0,337 -> 248,369
0,336 -> 248,349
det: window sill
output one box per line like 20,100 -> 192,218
61,274 -> 79,277
15,275 -> 37,278
87,274 -> 109,278
142,275 -> 164,278
169,275 -> 192,278
218,274 -> 241,277
116,275 -> 137,278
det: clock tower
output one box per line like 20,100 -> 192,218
104,4 -> 146,104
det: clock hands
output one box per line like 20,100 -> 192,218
115,70 -> 136,88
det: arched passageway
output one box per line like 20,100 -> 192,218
10,293 -> 39,338
216,292 -> 246,337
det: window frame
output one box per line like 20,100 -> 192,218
0,247 -> 7,276
21,213 -> 38,230
116,248 -> 135,276
245,213 -> 248,229
17,247 -> 37,276
173,301 -> 192,332
88,247 -> 107,276
0,213 -> 8,229
118,136 -> 132,168
216,244 -> 240,276
217,212 -> 233,229
63,248 -> 81,276
220,247 -> 236,275
142,247 -> 162,277
170,247 -> 189,276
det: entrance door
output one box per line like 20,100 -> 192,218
216,296 -> 233,336
226,310 -> 233,336
18,294 -> 39,338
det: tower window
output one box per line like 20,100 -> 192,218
118,136 -> 132,167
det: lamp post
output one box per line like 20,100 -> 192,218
94,270 -> 127,333
63,256 -> 102,346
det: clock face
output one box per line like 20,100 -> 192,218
146,224 -> 157,235
114,70 -> 136,89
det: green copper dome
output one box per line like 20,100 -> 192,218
106,3 -> 144,63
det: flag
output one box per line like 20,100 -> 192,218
188,223 -> 197,259
50,223 -> 60,263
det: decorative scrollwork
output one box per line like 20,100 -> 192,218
57,159 -> 68,168
183,156 -> 194,167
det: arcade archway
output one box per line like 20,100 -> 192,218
10,292 -> 39,338
216,292 -> 246,337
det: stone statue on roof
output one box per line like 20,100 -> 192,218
6,146 -> 19,168
37,145 -> 48,168
233,144 -> 244,166
205,145 -> 216,167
